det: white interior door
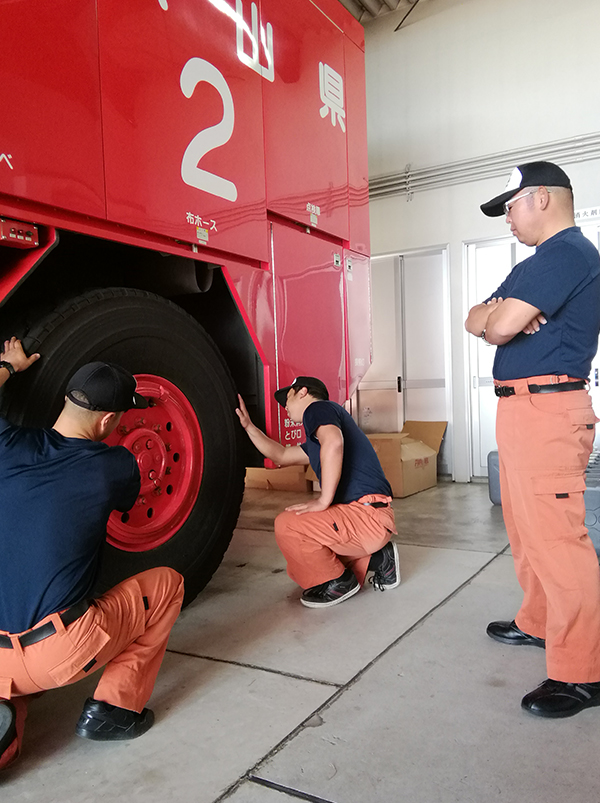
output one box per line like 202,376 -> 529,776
467,238 -> 549,477
357,254 -> 402,433
400,250 -> 452,474
359,248 -> 452,473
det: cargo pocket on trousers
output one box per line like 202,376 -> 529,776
0,677 -> 12,700
532,473 -> 588,541
567,406 -> 599,430
48,624 -> 111,686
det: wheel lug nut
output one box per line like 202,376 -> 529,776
149,470 -> 157,480
146,439 -> 154,449
136,418 -> 146,427
165,466 -> 171,475
133,442 -> 142,453
118,425 -> 129,435
153,488 -> 162,496
165,444 -> 171,452
153,424 -> 161,432
136,496 -> 146,505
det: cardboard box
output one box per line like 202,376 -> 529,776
244,465 -> 311,492
368,421 -> 447,498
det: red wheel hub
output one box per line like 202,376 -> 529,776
105,375 -> 204,552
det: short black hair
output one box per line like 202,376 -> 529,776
294,383 -> 328,402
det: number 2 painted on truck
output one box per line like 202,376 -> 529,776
180,58 -> 238,202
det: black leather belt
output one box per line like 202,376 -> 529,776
0,599 -> 91,650
495,380 -> 587,398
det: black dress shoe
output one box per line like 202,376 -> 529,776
522,678 -> 600,718
486,620 -> 545,648
75,698 -> 154,741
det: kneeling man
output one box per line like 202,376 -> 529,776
0,338 -> 184,771
237,376 -> 400,608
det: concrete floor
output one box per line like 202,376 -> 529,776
4,482 -> 600,802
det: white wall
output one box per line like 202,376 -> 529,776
364,0 -> 600,481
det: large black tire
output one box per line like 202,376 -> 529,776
1,288 -> 245,604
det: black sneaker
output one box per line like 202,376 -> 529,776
301,569 -> 360,608
521,678 -> 600,718
369,541 -> 401,591
75,698 -> 154,741
0,702 -> 16,769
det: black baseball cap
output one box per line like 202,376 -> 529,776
480,161 -> 573,217
66,362 -> 148,412
274,376 -> 329,407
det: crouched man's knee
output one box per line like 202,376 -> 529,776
274,510 -> 298,544
131,566 -> 184,607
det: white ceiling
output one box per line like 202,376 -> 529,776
336,0 -> 425,25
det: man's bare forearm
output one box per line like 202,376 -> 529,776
244,422 -> 292,465
316,437 -> 343,507
483,306 -> 516,345
465,302 -> 493,336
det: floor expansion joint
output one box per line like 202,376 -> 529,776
248,775 -> 339,803
165,650 -> 342,688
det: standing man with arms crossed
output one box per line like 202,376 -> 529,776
0,338 -> 184,771
465,162 -> 600,718
237,376 -> 400,608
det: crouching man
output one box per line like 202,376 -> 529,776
236,376 -> 400,608
0,338 -> 184,771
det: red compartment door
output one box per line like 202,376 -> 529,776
0,0 -> 105,217
98,0 -> 268,261
262,0 -> 349,241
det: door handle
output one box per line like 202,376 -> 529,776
397,376 -> 402,393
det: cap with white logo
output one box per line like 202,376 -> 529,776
480,161 -> 572,217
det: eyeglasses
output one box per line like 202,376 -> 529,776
503,187 -> 552,216
503,189 -> 538,216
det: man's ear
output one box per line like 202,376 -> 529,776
297,387 -> 309,399
538,186 -> 551,209
98,411 -> 117,438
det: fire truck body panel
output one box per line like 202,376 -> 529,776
0,0 -> 105,217
0,0 -> 371,601
98,0 -> 270,261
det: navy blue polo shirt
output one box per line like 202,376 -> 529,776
0,419 -> 140,633
300,400 -> 392,504
488,227 -> 600,381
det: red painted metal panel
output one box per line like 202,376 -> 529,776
98,0 -> 268,262
345,39 -> 370,256
221,257 -> 278,440
311,0 -> 365,50
262,0 -> 349,241
0,0 -> 105,218
0,0 -> 370,454
343,249 -> 372,399
271,220 -> 347,446
0,228 -> 58,307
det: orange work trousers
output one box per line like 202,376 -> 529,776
496,375 -> 600,683
274,494 -> 396,589
0,566 -> 184,768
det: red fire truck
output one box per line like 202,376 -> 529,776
0,0 -> 371,602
